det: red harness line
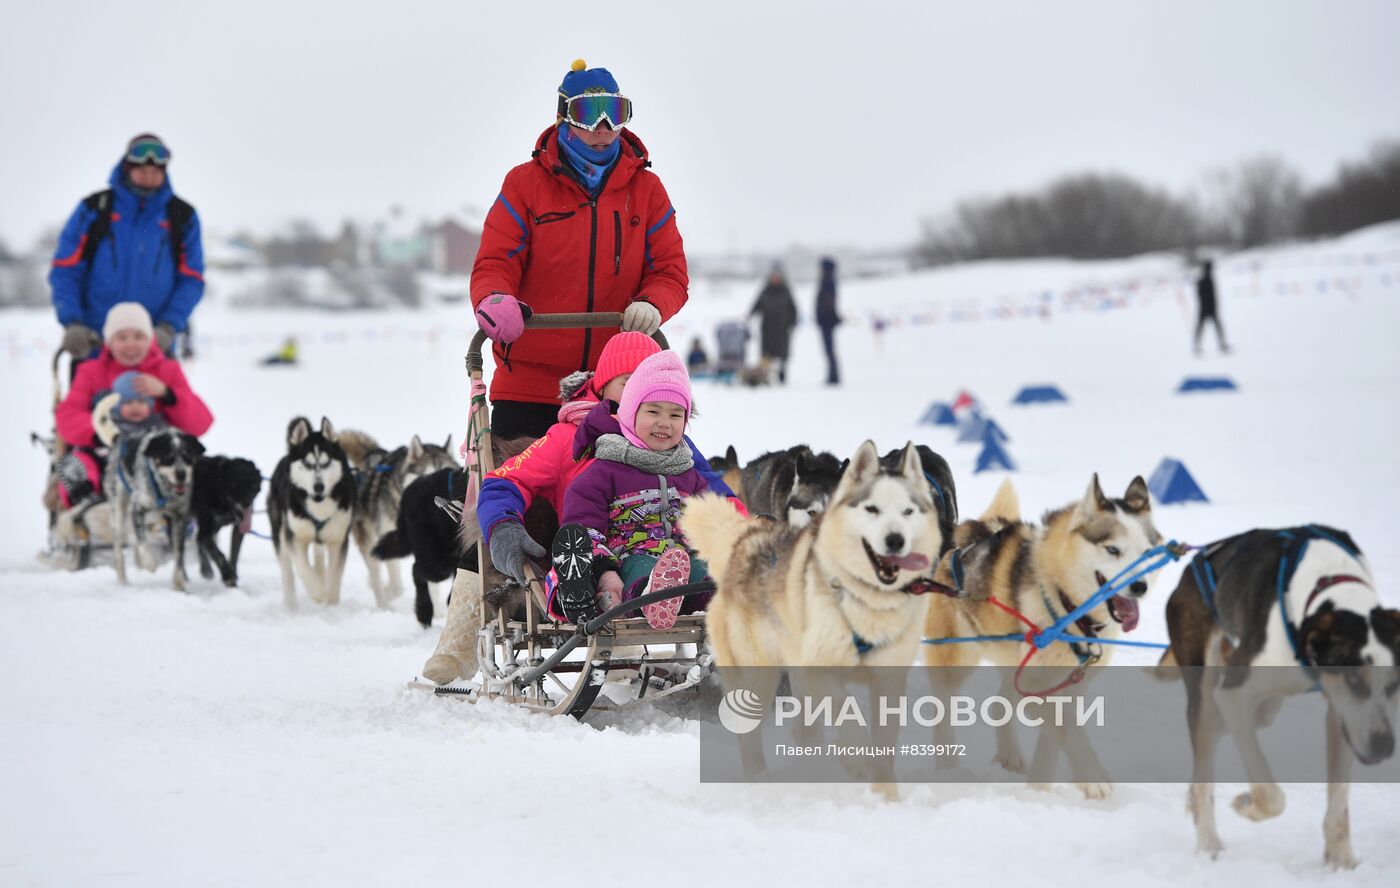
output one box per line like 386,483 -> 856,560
986,595 -> 1090,698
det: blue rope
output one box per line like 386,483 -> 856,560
1055,633 -> 1171,650
1033,543 -> 1182,649
922,541 -> 1189,653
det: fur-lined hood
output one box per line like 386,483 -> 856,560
559,370 -> 594,404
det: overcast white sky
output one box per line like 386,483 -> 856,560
1,0 -> 1397,256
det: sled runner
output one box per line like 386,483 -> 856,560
423,313 -> 716,718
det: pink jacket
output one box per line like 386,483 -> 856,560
56,343 -> 214,447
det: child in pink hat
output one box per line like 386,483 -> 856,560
554,351 -> 715,629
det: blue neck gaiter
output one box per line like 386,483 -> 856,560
557,123 -> 621,196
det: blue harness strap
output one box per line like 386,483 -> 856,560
948,547 -> 965,593
853,633 -> 875,655
1275,530 -> 1319,684
922,469 -> 948,514
1190,552 -> 1221,623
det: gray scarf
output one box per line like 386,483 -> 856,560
593,433 -> 694,475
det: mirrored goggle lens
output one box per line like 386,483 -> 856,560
126,141 -> 171,166
565,94 -> 632,129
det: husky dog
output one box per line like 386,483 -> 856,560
105,427 -> 205,591
922,475 -> 1160,798
192,455 -> 262,587
349,433 -> 456,608
373,466 -> 469,628
737,445 -> 847,527
881,444 -> 958,554
685,441 -> 943,797
1160,526 -> 1399,869
706,446 -> 744,502
267,416 -> 356,608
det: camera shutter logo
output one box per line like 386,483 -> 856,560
718,688 -> 765,734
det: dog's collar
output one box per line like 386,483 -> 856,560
828,578 -> 885,657
1302,573 -> 1370,617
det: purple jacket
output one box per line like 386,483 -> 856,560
561,402 -> 710,563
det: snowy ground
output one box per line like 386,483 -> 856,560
3,226 -> 1399,885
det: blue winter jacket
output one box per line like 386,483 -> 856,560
49,160 -> 205,333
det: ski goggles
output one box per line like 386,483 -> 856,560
126,139 -> 171,166
558,93 -> 633,131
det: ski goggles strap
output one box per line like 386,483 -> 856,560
126,139 -> 171,166
559,93 -> 633,131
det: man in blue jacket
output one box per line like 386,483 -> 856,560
51,133 -> 205,360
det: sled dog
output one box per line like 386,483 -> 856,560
267,416 -> 355,608
922,474 -> 1161,798
192,455 -> 262,587
349,433 -> 456,608
1161,525 -> 1399,868
105,427 -> 205,591
373,467 -> 470,628
737,445 -> 847,527
685,441 -> 943,797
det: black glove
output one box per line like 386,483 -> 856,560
61,324 -> 101,360
155,323 -> 177,353
488,521 -> 546,585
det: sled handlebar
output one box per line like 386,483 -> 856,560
467,312 -> 669,373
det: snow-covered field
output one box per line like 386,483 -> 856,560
3,226 -> 1399,886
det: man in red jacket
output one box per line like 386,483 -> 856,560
54,302 -> 213,508
471,59 -> 689,440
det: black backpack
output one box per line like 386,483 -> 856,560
79,189 -> 195,269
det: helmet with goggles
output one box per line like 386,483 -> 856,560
557,59 -> 632,132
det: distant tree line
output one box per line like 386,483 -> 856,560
914,139 -> 1400,266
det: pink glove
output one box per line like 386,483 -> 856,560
475,293 -> 530,344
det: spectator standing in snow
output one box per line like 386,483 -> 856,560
1194,260 -> 1230,356
50,134 -> 204,364
814,256 -> 842,385
470,59 -> 688,440
686,337 -> 710,376
748,265 -> 798,384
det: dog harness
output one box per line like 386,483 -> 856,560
114,438 -> 171,508
1191,525 -> 1367,684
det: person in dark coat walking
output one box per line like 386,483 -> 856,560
814,256 -> 842,385
748,266 -> 798,384
1194,260 -> 1230,356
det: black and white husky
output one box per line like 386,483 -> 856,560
104,427 -> 205,591
1162,525 -> 1400,869
267,416 -> 355,608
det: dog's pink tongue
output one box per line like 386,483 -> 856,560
1114,595 -> 1140,633
885,553 -> 930,572
238,506 -> 254,535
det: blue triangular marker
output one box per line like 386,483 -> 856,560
1012,384 -> 1069,405
974,438 -> 1016,473
957,413 -> 987,443
920,402 -> 957,426
1177,377 -> 1238,394
1147,457 -> 1209,504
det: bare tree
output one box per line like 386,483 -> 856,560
1204,155 -> 1303,248
1301,139 -> 1400,238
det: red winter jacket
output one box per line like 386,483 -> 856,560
471,126 -> 688,404
55,343 -> 214,448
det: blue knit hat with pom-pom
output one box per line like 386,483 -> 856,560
558,58 -> 620,99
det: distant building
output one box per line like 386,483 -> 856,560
430,219 -> 481,275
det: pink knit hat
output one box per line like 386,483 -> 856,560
592,331 -> 660,394
618,351 -> 692,447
